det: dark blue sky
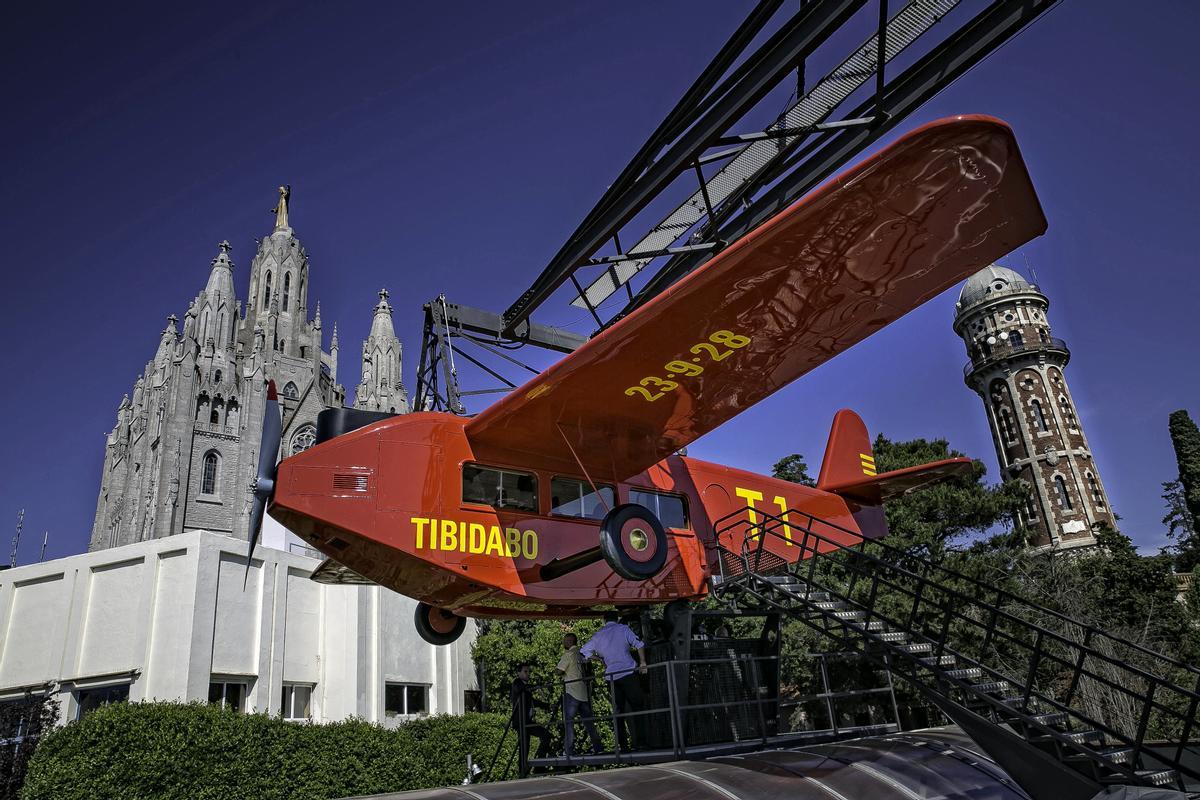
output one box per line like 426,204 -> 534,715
3,1 -> 1197,562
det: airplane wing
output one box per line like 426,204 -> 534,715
466,116 -> 1046,483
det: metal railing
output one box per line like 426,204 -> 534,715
713,506 -> 1200,791
482,649 -> 900,780
963,336 -> 1069,377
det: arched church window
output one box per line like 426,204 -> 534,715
226,398 -> 239,431
195,392 -> 210,421
1053,475 -> 1072,510
1008,330 -> 1023,348
282,381 -> 299,400
210,396 -> 223,425
214,369 -> 222,384
202,451 -> 220,495
1031,399 -> 1048,432
291,424 -> 317,456
298,275 -> 305,309
263,271 -> 273,310
282,272 -> 291,312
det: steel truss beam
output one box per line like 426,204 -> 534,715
616,0 -> 1058,322
501,0 -> 865,334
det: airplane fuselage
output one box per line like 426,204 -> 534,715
270,411 -> 871,618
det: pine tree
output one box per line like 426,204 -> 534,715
771,454 -> 815,486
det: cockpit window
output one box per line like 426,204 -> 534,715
462,464 -> 537,512
629,488 -> 689,529
550,477 -> 615,520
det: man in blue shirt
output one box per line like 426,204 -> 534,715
580,610 -> 648,750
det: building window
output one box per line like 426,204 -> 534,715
263,271 -> 272,309
1031,399 -> 1048,432
208,680 -> 247,712
1025,494 -> 1038,520
282,272 -> 291,312
384,683 -> 428,718
1008,330 -> 1023,347
291,424 -> 317,456
998,408 -> 1016,442
550,477 -> 615,519
75,683 -> 130,721
1053,475 -> 1073,511
281,684 -> 313,721
629,488 -> 689,529
282,381 -> 300,400
214,369 -> 222,384
462,464 -> 537,512
1039,328 -> 1049,343
201,451 -> 219,495
196,392 -> 210,421
1060,395 -> 1077,428
1087,472 -> 1103,505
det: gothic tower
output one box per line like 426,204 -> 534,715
354,289 -> 409,413
90,188 -> 347,551
954,265 -> 1115,551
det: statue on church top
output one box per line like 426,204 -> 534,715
272,185 -> 291,231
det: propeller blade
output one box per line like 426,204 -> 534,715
245,380 -> 282,587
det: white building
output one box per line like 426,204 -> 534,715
0,530 -> 476,724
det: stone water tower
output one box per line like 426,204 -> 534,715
954,265 -> 1115,551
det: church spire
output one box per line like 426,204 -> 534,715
272,185 -> 291,231
369,288 -> 396,340
204,240 -> 235,297
356,288 -> 407,413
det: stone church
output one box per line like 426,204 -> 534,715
90,188 -> 410,551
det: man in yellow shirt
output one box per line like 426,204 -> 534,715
556,632 -> 603,756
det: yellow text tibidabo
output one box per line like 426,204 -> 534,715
411,517 -> 538,560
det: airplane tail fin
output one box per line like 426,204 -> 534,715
816,408 -> 973,508
816,409 -> 879,492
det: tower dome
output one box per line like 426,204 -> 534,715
957,264 -> 1034,308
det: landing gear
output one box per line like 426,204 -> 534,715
599,503 -> 667,580
414,602 -> 466,646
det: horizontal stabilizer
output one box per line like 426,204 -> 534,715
820,457 -> 973,505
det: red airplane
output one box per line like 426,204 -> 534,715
249,116 -> 1046,645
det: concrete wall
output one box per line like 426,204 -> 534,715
0,530 -> 475,725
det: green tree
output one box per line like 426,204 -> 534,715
771,455 -> 815,486
1168,410 -> 1200,521
870,434 -> 1029,555
1165,410 -> 1200,571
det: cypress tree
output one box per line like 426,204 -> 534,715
1168,410 -> 1200,527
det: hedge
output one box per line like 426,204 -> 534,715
20,702 -> 517,800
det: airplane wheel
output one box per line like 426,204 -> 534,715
414,602 -> 466,646
599,503 -> 667,581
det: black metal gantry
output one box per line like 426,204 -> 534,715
500,0 -> 1060,335
414,295 -> 585,414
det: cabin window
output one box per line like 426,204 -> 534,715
629,488 -> 689,529
462,464 -> 537,512
550,477 -> 615,520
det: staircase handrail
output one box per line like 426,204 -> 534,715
713,505 -> 1200,683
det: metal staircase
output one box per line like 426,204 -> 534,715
711,508 -> 1200,800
